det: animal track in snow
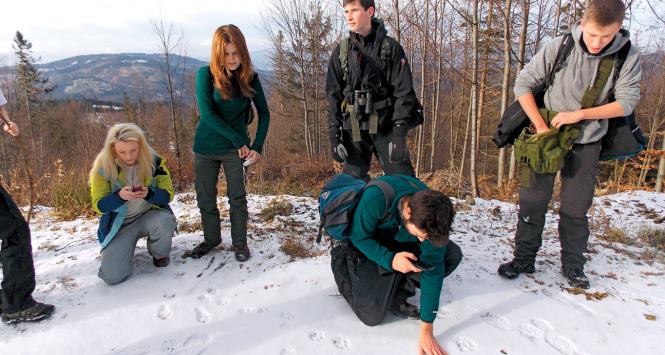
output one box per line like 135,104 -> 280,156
280,347 -> 297,355
545,332 -> 579,355
453,336 -> 478,352
239,306 -> 270,314
332,336 -> 351,349
480,312 -> 511,330
518,318 -> 580,355
308,329 -> 326,341
195,306 -> 212,323
158,304 -> 174,320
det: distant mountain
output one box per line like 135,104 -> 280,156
0,53 -> 273,104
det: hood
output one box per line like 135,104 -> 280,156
572,24 -> 631,56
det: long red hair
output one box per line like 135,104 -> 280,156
210,24 -> 254,100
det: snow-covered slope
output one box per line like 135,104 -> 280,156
1,191 -> 664,355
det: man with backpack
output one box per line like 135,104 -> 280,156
0,87 -> 56,324
322,174 -> 462,355
498,0 -> 641,289
326,0 -> 421,180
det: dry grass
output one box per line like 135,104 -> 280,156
637,226 -> 665,251
280,236 -> 317,259
260,198 -> 294,222
599,227 -> 634,246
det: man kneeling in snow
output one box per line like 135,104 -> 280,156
331,175 -> 462,355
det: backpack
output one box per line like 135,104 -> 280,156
317,173 -> 396,243
338,36 -> 424,129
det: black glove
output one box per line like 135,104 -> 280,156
332,142 -> 348,163
389,125 -> 408,163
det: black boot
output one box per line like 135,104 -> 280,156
2,302 -> 55,324
153,256 -> 170,267
390,301 -> 420,320
234,244 -> 251,262
498,259 -> 535,279
561,266 -> 590,289
183,242 -> 214,259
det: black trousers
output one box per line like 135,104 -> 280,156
0,186 -> 36,313
331,236 -> 462,326
341,129 -> 415,181
514,141 -> 601,269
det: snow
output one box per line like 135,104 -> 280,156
70,61 -> 78,66
1,191 -> 664,355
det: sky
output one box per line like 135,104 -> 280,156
0,0 -> 276,65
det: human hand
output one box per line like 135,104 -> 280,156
418,323 -> 448,355
244,150 -> 262,166
238,145 -> 250,159
119,186 -> 146,201
3,121 -> 19,137
332,143 -> 348,163
389,125 -> 408,163
392,252 -> 421,273
550,111 -> 583,129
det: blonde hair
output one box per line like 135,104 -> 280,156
209,24 -> 255,100
89,123 -> 156,185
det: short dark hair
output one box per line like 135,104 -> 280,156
343,0 -> 375,11
583,0 -> 625,27
407,190 -> 455,248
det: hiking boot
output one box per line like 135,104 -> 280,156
153,256 -> 170,268
390,301 -> 420,320
561,266 -> 590,289
2,302 -> 55,325
234,244 -> 251,262
497,259 -> 535,279
183,242 -> 214,259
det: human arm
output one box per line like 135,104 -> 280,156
249,74 -> 270,155
144,156 -> 174,205
325,45 -> 347,162
196,67 -> 249,149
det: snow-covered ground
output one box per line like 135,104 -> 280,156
1,191 -> 664,355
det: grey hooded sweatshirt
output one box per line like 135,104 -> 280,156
514,25 -> 641,144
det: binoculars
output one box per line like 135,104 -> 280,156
353,90 -> 374,115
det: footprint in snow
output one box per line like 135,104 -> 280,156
333,336 -> 351,349
198,293 -> 214,303
182,333 -> 212,348
195,306 -> 212,323
158,304 -> 174,320
239,306 -> 270,314
308,329 -> 326,341
480,312 -> 511,330
518,323 -> 545,342
545,332 -> 579,355
280,347 -> 297,355
453,336 -> 478,352
217,297 -> 231,306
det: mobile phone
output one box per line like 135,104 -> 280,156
131,185 -> 143,192
412,260 -> 434,272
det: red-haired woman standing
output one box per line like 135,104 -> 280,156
189,24 -> 270,261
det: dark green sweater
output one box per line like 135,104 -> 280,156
194,66 -> 270,154
349,175 -> 447,323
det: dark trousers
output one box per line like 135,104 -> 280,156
514,141 -> 601,269
341,129 -> 415,180
331,237 -> 462,326
0,186 -> 36,313
194,152 -> 248,248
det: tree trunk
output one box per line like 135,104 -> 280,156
470,0 -> 480,198
498,0 -> 512,187
656,134 -> 665,192
509,0 -> 531,181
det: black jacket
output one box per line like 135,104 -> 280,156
326,19 -> 418,137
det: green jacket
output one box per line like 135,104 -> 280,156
349,175 -> 447,323
194,66 -> 270,154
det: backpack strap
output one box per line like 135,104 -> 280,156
339,37 -> 350,82
363,180 -> 396,223
608,40 -> 631,101
545,33 -> 575,88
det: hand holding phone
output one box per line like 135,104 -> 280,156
131,185 -> 143,192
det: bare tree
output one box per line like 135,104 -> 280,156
151,16 -> 188,190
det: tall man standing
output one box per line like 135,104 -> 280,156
0,87 -> 55,324
498,0 -> 641,289
326,0 -> 421,180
